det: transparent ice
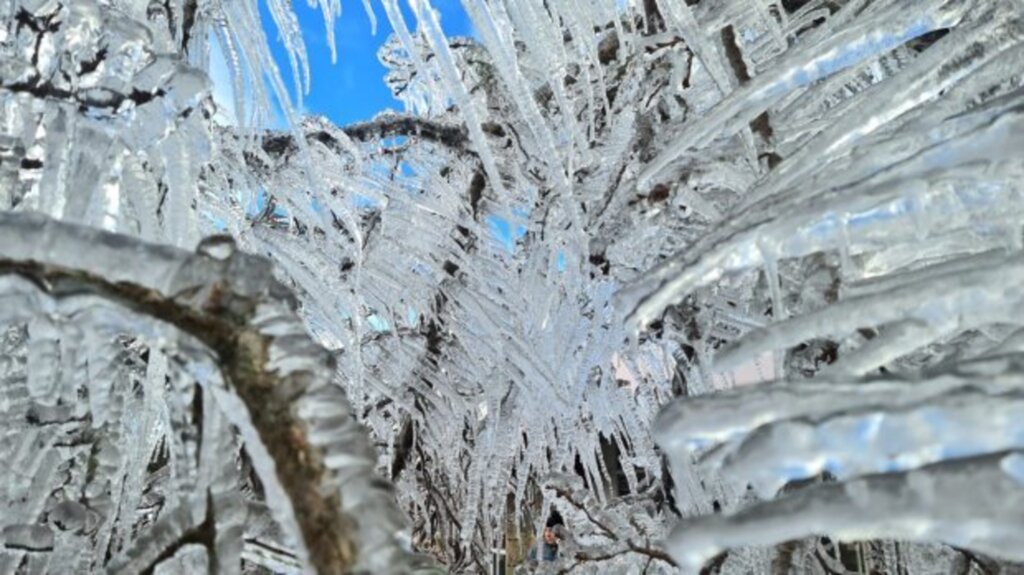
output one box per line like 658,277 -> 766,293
2,0 -> 1024,573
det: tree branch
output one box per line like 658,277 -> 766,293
343,112 -> 471,150
0,213 -> 428,574
550,486 -> 617,540
549,485 -> 678,570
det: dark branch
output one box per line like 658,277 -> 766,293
549,485 -> 678,570
343,113 -> 470,150
550,486 -> 617,540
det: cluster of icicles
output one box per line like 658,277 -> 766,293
615,0 -> 1024,571
0,0 -> 433,573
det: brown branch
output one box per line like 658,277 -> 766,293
642,0 -> 665,35
0,213 -> 425,574
549,485 -> 678,570
550,486 -> 617,540
558,547 -> 633,573
343,112 -> 470,150
416,443 -> 464,534
558,543 -> 676,574
255,113 -> 478,165
625,542 -> 677,567
700,551 -> 729,575
0,259 -> 357,573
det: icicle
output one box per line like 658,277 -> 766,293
380,0 -> 445,111
718,390 -> 1024,496
754,10 -> 1024,211
653,0 -> 733,94
620,101 -> 1024,331
664,452 -> 1024,571
637,0 -> 975,191
655,355 -> 1024,457
758,240 -> 785,321
410,0 -> 508,199
0,212 -> 429,574
360,0 -> 377,37
714,252 -> 1024,372
458,0 -> 573,193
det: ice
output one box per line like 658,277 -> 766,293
5,0 -> 1024,573
2,525 -> 55,552
666,453 -> 1024,571
638,0 -> 973,192
619,90 -> 1024,331
622,0 -> 1024,569
408,0 -> 509,200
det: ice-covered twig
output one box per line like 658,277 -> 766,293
545,477 -> 677,571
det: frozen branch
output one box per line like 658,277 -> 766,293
549,484 -> 677,571
0,212 -> 428,574
343,112 -> 471,150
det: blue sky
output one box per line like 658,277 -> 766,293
259,1 -> 473,126
248,1 -> 538,261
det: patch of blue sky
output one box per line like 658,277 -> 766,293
208,33 -> 238,125
257,0 -> 473,127
352,194 -> 379,209
381,135 -> 409,147
1002,453 -> 1024,485
486,214 -> 527,254
245,187 -> 269,218
366,313 -> 391,332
